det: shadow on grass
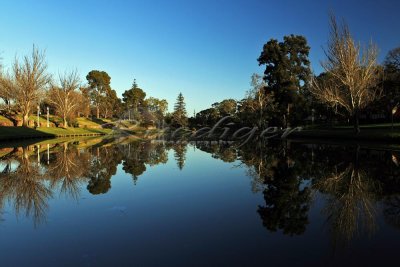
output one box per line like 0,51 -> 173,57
0,126 -> 110,144
0,126 -> 54,138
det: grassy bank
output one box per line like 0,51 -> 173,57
0,126 -> 112,141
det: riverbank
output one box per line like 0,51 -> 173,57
290,127 -> 400,142
0,126 -> 112,141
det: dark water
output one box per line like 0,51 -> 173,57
1,137 -> 400,266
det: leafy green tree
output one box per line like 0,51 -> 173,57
86,70 -> 111,118
212,99 -> 237,117
145,97 -> 168,125
100,88 -> 121,118
383,47 -> 400,118
77,86 -> 91,118
385,47 -> 400,70
195,107 -> 219,126
258,35 -> 311,127
172,92 -> 188,127
122,79 -> 146,116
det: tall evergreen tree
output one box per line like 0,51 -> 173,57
172,92 -> 188,127
122,79 -> 146,112
258,35 -> 311,127
86,70 -> 111,119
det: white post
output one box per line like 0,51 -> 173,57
37,105 -> 40,127
47,106 -> 49,127
311,108 -> 315,125
37,145 -> 40,165
47,144 -> 50,165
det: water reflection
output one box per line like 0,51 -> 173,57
0,146 -> 52,226
0,138 -> 187,225
196,141 -> 400,246
1,137 -> 400,248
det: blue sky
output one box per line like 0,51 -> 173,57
1,0 -> 399,114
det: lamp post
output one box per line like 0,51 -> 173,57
47,106 -> 49,127
392,106 -> 397,130
311,108 -> 315,125
37,105 -> 40,128
47,143 -> 50,165
37,145 -> 40,165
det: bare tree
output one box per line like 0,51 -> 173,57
0,71 -> 16,112
13,45 -> 50,126
48,70 -> 81,127
310,15 -> 381,133
245,73 -> 277,128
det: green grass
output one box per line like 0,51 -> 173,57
332,122 -> 400,129
76,117 -> 104,128
293,122 -> 400,142
0,126 -> 112,141
0,115 -> 13,125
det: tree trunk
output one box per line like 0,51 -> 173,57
63,115 -> 68,128
96,105 -> 100,119
23,113 -> 29,127
354,110 -> 360,134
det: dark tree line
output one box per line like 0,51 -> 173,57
191,16 -> 400,134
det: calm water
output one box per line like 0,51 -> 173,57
1,137 -> 400,266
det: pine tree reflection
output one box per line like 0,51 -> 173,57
172,142 -> 187,170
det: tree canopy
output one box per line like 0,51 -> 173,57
258,34 -> 311,126
172,92 -> 188,127
86,70 -> 112,118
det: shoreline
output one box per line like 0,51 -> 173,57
290,128 -> 400,142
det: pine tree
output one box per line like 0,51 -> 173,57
172,92 -> 188,127
122,79 -> 146,121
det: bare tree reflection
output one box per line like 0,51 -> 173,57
313,147 -> 380,245
47,143 -> 89,200
0,146 -> 52,226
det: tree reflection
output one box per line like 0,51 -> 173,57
1,138 -> 400,241
172,142 -> 187,170
0,146 -> 52,226
86,146 -> 123,194
314,162 -> 379,244
0,140 -> 172,225
196,141 -> 237,163
47,143 -> 89,199
199,141 -> 312,236
254,147 -> 311,236
122,141 -> 168,184
202,141 -> 399,243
